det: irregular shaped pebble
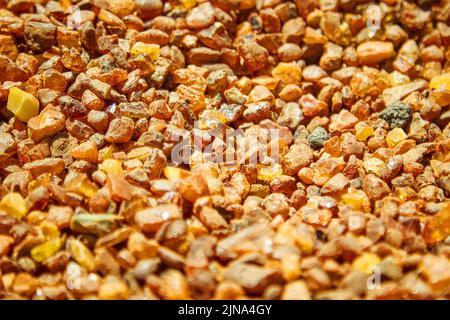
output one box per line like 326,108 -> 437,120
135,204 -> 182,233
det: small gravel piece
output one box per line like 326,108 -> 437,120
379,101 -> 413,129
0,0 -> 448,302
308,127 -> 330,149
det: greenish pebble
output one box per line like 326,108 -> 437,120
308,127 -> 329,149
70,213 -> 121,236
379,101 -> 412,129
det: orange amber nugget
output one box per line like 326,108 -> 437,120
386,128 -> 407,148
423,204 -> 450,244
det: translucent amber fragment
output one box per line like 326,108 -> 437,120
355,122 -> 374,142
27,105 -> 66,142
363,157 -> 385,176
99,159 -> 124,175
148,119 -> 166,132
352,253 -> 381,274
186,217 -> 208,237
295,235 -> 314,255
28,173 -> 52,193
298,167 -> 314,184
31,238 -> 62,262
65,175 -> 99,198
281,254 -> 301,281
386,127 -> 407,148
164,166 -> 191,181
59,0 -> 72,10
252,76 -> 280,91
376,70 -> 390,90
98,277 -> 130,300
0,192 -> 28,219
26,210 -> 46,225
198,109 -> 229,129
127,147 -> 153,160
99,146 -> 119,161
388,71 -> 410,87
70,213 -> 120,236
350,72 -> 374,97
69,238 -> 95,272
40,221 -> 60,239
394,187 -> 415,202
271,62 -> 302,85
130,42 -> 160,60
431,152 -> 445,162
176,84 -> 206,112
323,136 -> 341,157
235,76 -> 252,94
175,0 -> 197,9
71,141 -> 98,163
176,236 -> 192,255
7,87 -> 39,122
429,73 -> 450,91
257,164 -> 283,182
423,204 -> 450,244
342,188 -> 367,209
200,110 -> 228,123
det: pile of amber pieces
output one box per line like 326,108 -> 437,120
0,0 -> 449,300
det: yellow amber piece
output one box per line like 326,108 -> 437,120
148,119 -> 167,132
69,238 -> 96,272
252,76 -> 280,91
388,71 -> 410,87
257,164 -> 283,182
281,254 -> 301,281
200,110 -> 228,123
431,152 -> 445,162
59,0 -> 72,9
363,157 -> 385,176
176,0 -> 197,9
27,180 -> 40,194
376,70 -> 390,90
386,127 -> 407,148
394,186 -> 415,202
352,253 -> 381,274
237,21 -> 253,38
355,123 -> 374,142
99,145 -> 119,161
235,77 -> 252,95
186,217 -> 209,237
130,42 -> 160,60
98,278 -> 130,300
31,238 -> 62,262
384,12 -> 395,23
198,109 -> 229,129
99,159 -> 124,175
65,175 -> 99,198
271,62 -> 302,85
423,204 -> 450,244
176,235 -> 193,255
40,221 -> 60,239
7,87 -> 39,122
429,73 -> 450,91
0,192 -> 28,219
342,188 -> 367,209
26,210 -> 47,225
28,173 -> 52,193
127,147 -> 153,160
164,166 -> 191,181
295,235 -> 314,255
